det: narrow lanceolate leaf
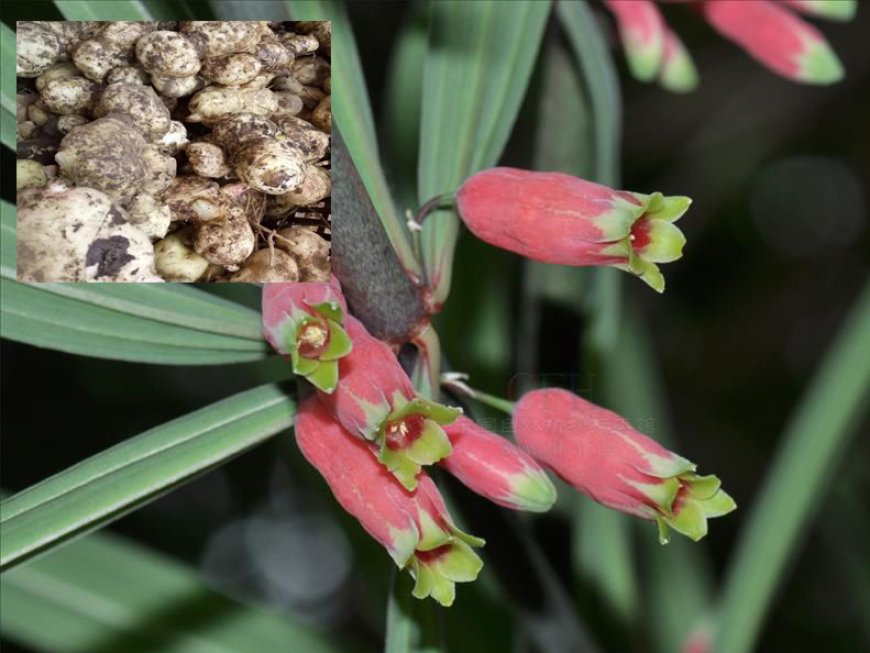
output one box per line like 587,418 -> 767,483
712,280 -> 870,653
0,531 -> 348,653
1,109 -> 14,151
53,0 -> 153,20
0,384 -> 296,571
418,0 -> 551,308
2,21 -> 17,150
286,0 -> 422,282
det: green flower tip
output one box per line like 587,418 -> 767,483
804,0 -> 857,21
509,469 -> 558,513
410,520 -> 484,607
626,38 -> 665,82
660,47 -> 700,94
290,316 -> 352,394
798,40 -> 844,85
654,473 -> 737,544
378,397 -> 461,490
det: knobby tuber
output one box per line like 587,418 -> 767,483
15,20 -> 332,283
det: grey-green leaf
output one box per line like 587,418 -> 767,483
418,0 -> 551,306
0,384 -> 296,571
0,530 -> 348,653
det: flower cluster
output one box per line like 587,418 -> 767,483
263,279 -> 736,605
264,281 -> 558,605
603,0 -> 851,92
456,167 -> 690,292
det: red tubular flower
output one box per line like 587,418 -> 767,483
440,415 -> 557,512
455,167 -> 690,292
295,396 -> 484,607
318,315 -> 460,490
513,389 -> 735,543
605,0 -> 666,81
701,0 -> 844,84
262,280 -> 351,393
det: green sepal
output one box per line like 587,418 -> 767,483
664,497 -> 708,542
389,395 -> 462,425
641,192 -> 692,223
698,488 -> 737,518
409,539 -> 484,607
290,351 -> 321,376
508,469 -> 558,513
592,196 -> 646,242
306,359 -> 339,394
615,255 -> 665,293
377,420 -> 453,491
308,300 -> 344,322
628,476 -> 681,510
656,517 -> 671,545
321,320 -> 352,361
683,473 -> 721,500
635,219 -> 686,264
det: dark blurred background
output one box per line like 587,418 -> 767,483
2,3 -> 869,653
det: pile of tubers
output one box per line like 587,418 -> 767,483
16,20 -> 331,283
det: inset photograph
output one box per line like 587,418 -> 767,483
15,20 -> 331,283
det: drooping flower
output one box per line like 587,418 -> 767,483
318,314 -> 460,489
294,396 -> 484,606
513,388 -> 736,543
455,167 -> 690,292
441,415 -> 557,512
262,280 -> 351,393
701,0 -> 844,84
598,0 -> 849,91
605,0 -> 666,81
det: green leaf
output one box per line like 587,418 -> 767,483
0,384 -> 296,571
209,0 -> 291,20
418,0 -> 551,306
384,571 -> 443,653
286,0 -> 422,281
0,530 -> 349,653
556,0 -> 621,187
140,0 -> 201,20
2,23 -> 16,151
382,3 -> 428,212
712,279 -> 870,653
54,0 -> 153,20
1,23 -> 15,113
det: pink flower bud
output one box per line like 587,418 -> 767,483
604,0 -> 666,82
513,389 -> 735,543
702,0 -> 843,84
455,167 -> 690,292
441,416 -> 556,512
318,315 -> 460,490
262,281 -> 351,393
295,397 -> 484,606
